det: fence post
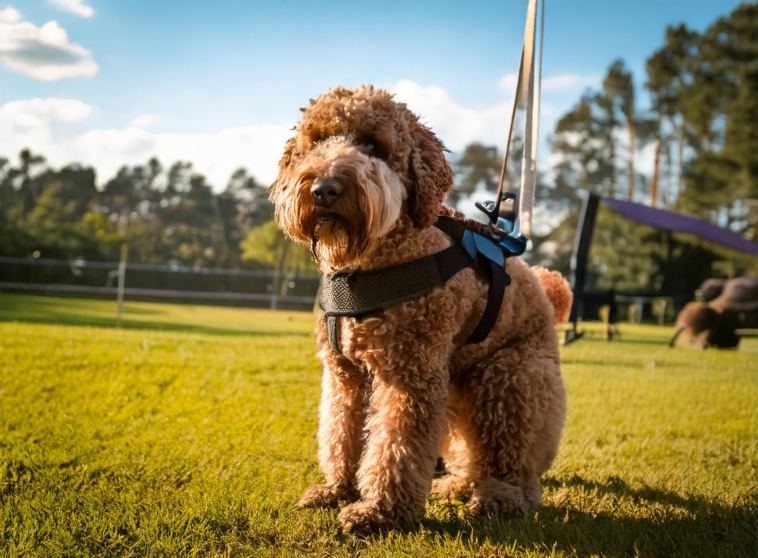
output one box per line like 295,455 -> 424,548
270,270 -> 279,310
116,243 -> 128,327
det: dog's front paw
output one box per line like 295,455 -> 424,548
468,479 -> 526,516
338,501 -> 412,538
297,483 -> 359,509
431,475 -> 472,503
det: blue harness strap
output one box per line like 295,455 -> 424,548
319,217 -> 513,355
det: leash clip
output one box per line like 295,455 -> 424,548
475,194 -> 528,257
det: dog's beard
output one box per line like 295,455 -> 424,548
306,208 -> 370,268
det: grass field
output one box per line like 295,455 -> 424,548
1,293 -> 757,557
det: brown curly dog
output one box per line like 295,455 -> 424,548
269,85 -> 570,537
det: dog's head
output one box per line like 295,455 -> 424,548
268,85 -> 452,267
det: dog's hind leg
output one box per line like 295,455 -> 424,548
298,353 -> 366,509
449,344 -> 566,515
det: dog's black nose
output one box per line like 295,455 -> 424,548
311,180 -> 342,208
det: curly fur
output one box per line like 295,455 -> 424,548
270,85 -> 569,537
532,267 -> 572,324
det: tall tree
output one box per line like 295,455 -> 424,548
603,60 -> 637,200
646,25 -> 698,205
449,143 -> 503,208
550,93 -> 615,206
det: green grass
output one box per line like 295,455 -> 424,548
1,294 -> 757,557
0,293 -> 314,336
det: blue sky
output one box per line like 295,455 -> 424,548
0,0 -> 747,190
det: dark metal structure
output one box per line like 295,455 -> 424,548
564,193 -> 758,344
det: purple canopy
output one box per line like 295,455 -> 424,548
602,197 -> 758,257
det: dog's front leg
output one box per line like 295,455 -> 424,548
298,352 -> 365,509
338,356 -> 448,536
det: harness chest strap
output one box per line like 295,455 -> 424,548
319,216 -> 510,355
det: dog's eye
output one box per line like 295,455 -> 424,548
359,137 -> 384,158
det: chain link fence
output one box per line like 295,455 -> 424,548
0,256 -> 320,311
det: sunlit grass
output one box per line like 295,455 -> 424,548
1,295 -> 757,557
0,293 -> 314,335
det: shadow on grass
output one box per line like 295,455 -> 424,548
112,306 -> 164,315
420,475 -> 758,557
0,293 -> 312,337
542,474 -> 736,514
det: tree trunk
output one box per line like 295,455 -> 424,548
676,117 -> 684,199
650,114 -> 663,207
608,134 -> 617,197
627,115 -> 636,201
650,139 -> 661,207
663,135 -> 673,207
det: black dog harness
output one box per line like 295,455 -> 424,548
319,216 -> 512,354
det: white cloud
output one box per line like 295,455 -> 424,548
0,98 -> 292,189
47,0 -> 94,18
126,113 -> 164,130
0,5 -> 22,23
498,72 -> 519,94
0,98 -> 92,175
70,126 -> 293,188
0,7 -> 97,80
391,79 -> 514,152
542,74 -> 599,92
391,79 -> 558,154
500,72 -> 599,94
0,97 -> 92,141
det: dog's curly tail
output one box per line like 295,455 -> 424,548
532,266 -> 573,324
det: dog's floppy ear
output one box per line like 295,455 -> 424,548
268,137 -> 297,201
407,121 -> 453,228
277,137 -> 298,178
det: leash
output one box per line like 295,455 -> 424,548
476,0 -> 545,251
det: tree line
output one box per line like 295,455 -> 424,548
0,149 -> 280,270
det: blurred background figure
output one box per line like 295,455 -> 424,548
671,277 -> 758,349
